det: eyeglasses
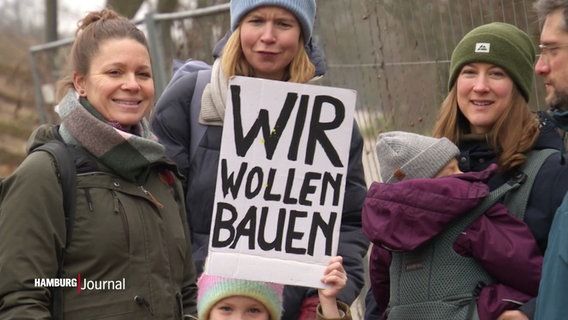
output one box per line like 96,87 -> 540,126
538,42 -> 568,57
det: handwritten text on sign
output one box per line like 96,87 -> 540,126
206,76 -> 356,288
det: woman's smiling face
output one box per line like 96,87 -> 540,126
73,37 -> 154,129
456,62 -> 514,134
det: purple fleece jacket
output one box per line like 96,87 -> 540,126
362,165 -> 542,320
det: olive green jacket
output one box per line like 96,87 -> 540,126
0,126 -> 197,319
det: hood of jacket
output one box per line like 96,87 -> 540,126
535,111 -> 565,151
362,165 -> 496,251
25,124 -> 60,153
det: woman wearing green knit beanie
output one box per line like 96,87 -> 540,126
434,21 -> 539,172
432,21 -> 568,320
447,22 -> 535,102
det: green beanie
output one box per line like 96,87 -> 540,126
448,22 -> 536,102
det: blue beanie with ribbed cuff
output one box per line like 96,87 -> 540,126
230,0 -> 316,44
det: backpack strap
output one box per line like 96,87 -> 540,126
457,173 -> 526,318
504,148 -> 557,219
457,148 -> 557,319
455,148 -> 558,230
31,138 -> 77,320
452,170 -> 525,232
189,69 -> 212,163
33,139 -> 77,249
164,59 -> 212,163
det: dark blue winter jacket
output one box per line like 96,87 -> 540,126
151,31 -> 369,320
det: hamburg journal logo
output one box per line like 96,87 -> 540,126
34,274 -> 126,293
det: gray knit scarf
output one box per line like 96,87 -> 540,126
56,91 -> 165,183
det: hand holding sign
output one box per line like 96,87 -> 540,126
206,76 -> 356,288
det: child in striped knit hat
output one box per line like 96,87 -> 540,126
197,256 -> 351,320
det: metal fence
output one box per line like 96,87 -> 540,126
28,0 -> 543,186
27,1 -> 543,317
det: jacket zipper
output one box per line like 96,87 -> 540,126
111,190 -> 130,251
134,296 -> 154,317
176,292 -> 183,320
84,188 -> 94,212
140,185 -> 164,208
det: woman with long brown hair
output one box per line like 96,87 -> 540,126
433,22 -> 568,320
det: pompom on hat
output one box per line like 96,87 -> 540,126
197,273 -> 284,320
448,22 -> 536,102
376,131 -> 460,184
230,0 -> 316,44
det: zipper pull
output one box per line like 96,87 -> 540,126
134,296 -> 154,316
85,188 -> 94,212
111,190 -> 121,214
140,186 -> 164,208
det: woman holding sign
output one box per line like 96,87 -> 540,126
151,1 -> 369,319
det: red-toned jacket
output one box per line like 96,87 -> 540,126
362,165 -> 543,320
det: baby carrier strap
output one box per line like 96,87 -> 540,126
387,148 -> 557,320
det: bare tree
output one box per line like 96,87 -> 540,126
177,0 -> 230,63
104,0 -> 179,19
45,0 -> 57,42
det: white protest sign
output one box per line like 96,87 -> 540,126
205,76 -> 356,288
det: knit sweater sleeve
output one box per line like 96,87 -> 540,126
316,301 -> 352,320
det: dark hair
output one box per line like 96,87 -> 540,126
534,0 -> 568,31
56,8 -> 149,100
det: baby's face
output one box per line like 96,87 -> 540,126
209,296 -> 270,320
434,158 -> 463,178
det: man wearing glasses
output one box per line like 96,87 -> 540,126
534,1 -> 568,319
535,2 -> 568,123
